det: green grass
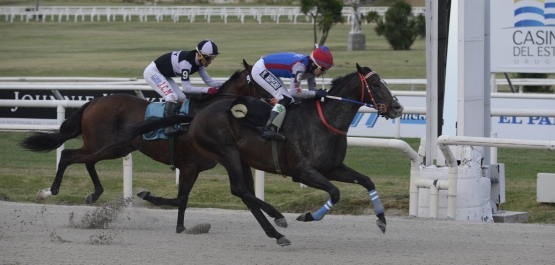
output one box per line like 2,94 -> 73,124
1,132 -> 555,223
0,11 -> 427,91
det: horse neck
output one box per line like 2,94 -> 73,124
318,80 -> 365,132
319,97 -> 362,132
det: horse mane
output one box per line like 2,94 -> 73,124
186,70 -> 243,102
328,66 -> 372,94
218,70 -> 243,93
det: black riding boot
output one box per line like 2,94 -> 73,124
261,109 -> 286,141
163,102 -> 181,136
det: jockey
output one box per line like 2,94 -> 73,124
144,39 -> 223,135
251,46 -> 334,141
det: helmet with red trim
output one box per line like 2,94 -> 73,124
310,46 -> 334,70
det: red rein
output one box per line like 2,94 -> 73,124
316,71 -> 382,135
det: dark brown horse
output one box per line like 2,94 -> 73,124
122,64 -> 404,245
20,63 -> 286,234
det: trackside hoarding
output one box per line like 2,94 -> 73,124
2,92 -> 553,141
490,0 -> 555,73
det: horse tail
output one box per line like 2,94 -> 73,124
20,101 -> 91,152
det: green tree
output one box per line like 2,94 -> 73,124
300,0 -> 344,47
375,0 -> 425,50
365,10 -> 380,23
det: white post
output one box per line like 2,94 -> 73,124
176,168 -> 179,185
490,132 -> 498,164
123,153 -> 133,205
255,170 -> 264,200
429,185 -> 439,218
55,105 -> 65,170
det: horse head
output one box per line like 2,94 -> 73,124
355,63 -> 404,119
241,59 -> 273,99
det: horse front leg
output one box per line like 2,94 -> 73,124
293,169 -> 340,222
223,158 -> 290,246
324,163 -> 386,234
241,161 -> 287,228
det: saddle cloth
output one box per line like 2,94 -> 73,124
143,100 -> 191,140
227,97 -> 273,135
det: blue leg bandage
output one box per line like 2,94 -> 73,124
312,199 -> 333,221
369,190 -> 384,215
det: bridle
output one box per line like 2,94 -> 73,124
358,71 -> 388,116
316,70 -> 395,135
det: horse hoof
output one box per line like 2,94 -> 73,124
274,218 -> 288,228
176,225 -> 186,234
276,236 -> 291,246
376,219 -> 386,234
85,194 -> 94,204
296,212 -> 314,222
35,188 -> 52,201
137,190 -> 151,199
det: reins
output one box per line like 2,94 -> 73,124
316,71 -> 382,135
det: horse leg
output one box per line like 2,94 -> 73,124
324,163 -> 386,234
292,169 -> 341,223
84,162 -> 104,204
241,161 -> 287,228
222,156 -> 290,246
47,149 -> 79,197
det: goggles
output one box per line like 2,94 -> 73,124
197,49 -> 217,61
317,65 -> 329,72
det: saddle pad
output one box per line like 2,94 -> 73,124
227,97 -> 272,134
143,100 -> 191,140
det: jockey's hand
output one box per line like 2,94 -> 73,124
207,87 -> 218,95
270,98 -> 279,106
315,89 -> 327,99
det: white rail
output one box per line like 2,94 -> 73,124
0,6 -> 426,24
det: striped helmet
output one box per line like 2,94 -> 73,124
196,39 -> 219,60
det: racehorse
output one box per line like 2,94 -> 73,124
19,62 -> 282,234
121,64 -> 404,245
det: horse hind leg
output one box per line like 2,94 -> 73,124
45,149 -> 79,198
84,163 -> 104,204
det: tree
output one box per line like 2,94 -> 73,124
374,0 -> 425,50
365,11 -> 380,23
300,0 -> 344,47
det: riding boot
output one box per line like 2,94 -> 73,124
261,104 -> 286,141
163,101 -> 181,136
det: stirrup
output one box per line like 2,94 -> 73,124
164,125 -> 182,136
261,126 -> 285,141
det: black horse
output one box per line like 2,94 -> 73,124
19,62 -> 285,234
122,64 -> 403,245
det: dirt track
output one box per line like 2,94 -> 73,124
1,200 -> 554,265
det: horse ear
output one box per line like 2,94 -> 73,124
356,63 -> 362,72
242,59 -> 251,70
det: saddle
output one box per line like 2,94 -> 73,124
227,97 -> 273,135
143,100 -> 191,140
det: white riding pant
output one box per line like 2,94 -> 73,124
144,62 -> 186,102
251,58 -> 295,103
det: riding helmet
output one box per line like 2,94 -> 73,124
310,46 -> 334,69
196,39 -> 219,59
